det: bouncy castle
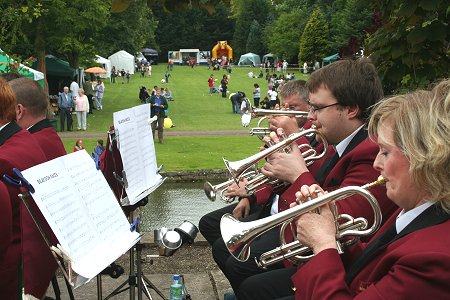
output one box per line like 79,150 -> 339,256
212,41 -> 233,62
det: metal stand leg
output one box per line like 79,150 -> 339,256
97,275 -> 102,300
103,241 -> 167,300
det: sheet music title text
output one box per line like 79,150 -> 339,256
37,173 -> 58,184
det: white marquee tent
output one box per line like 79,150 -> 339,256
108,50 -> 135,74
95,55 -> 111,78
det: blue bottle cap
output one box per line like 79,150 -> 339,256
173,274 -> 180,280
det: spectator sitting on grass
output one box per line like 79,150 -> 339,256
73,139 -> 84,152
163,88 -> 173,101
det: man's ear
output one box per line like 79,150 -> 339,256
346,105 -> 360,120
15,104 -> 24,120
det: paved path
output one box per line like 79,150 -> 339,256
58,130 -> 249,139
45,234 -> 232,300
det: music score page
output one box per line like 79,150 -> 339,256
21,150 -> 141,282
113,104 -> 159,205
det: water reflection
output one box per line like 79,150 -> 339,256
140,181 -> 226,231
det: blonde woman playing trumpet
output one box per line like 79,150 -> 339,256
287,81 -> 450,299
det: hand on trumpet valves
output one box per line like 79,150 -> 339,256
261,140 -> 308,184
293,185 -> 337,254
268,115 -> 301,136
224,178 -> 249,198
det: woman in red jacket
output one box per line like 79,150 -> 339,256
291,80 -> 450,299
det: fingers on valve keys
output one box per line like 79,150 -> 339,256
294,184 -> 325,211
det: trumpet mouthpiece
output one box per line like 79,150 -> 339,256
362,176 -> 386,190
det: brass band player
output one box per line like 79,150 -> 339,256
221,59 -> 399,297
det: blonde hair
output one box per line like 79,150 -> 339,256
368,79 -> 450,212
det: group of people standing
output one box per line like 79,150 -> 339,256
58,79 -> 104,131
199,59 -> 450,299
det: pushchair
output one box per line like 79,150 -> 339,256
139,86 -> 149,103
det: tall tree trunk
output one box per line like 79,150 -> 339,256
34,17 -> 48,94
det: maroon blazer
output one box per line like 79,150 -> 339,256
0,122 -> 47,299
276,129 -> 398,269
25,119 -> 67,297
280,130 -> 398,232
0,181 -> 12,262
292,205 -> 450,299
29,118 -> 67,161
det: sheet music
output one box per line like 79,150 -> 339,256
113,104 -> 159,205
21,151 -> 141,281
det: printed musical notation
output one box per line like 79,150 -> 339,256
21,151 -> 141,282
113,104 -> 159,205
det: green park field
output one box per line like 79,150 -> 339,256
60,64 -> 307,171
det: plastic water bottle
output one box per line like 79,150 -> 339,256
170,274 -> 183,300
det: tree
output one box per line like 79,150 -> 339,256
96,0 -> 158,58
329,0 -> 374,56
298,7 -> 329,63
232,0 -> 270,58
366,0 -> 450,93
266,10 -> 309,63
246,20 -> 264,55
152,2 -> 234,61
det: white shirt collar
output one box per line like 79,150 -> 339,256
0,121 -> 11,132
335,124 -> 365,157
395,201 -> 434,234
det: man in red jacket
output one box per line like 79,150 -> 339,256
199,80 -> 326,296
236,59 -> 398,299
0,78 -> 48,299
9,77 -> 67,298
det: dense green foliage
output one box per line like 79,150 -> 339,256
1,0 -> 448,96
367,0 -> 449,93
152,2 -> 234,61
232,0 -> 270,58
298,7 -> 329,64
246,20 -> 264,55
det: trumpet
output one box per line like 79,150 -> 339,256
241,98 -> 308,127
220,176 -> 385,266
204,170 -> 258,203
223,128 -> 327,182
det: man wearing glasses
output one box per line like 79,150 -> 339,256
234,59 -> 399,300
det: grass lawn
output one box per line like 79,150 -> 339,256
63,136 -> 264,170
61,65 -> 307,171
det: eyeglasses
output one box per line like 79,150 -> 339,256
308,102 -> 340,114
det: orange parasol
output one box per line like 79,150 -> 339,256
85,67 -> 107,74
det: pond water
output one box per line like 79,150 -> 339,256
139,181 -> 228,231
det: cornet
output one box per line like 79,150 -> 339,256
241,98 -> 308,128
223,128 -> 328,182
204,170 -> 258,203
220,176 -> 385,266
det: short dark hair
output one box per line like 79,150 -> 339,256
1,72 -> 24,81
9,77 -> 49,117
307,58 -> 383,120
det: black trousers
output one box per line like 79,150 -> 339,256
237,267 -> 296,300
87,95 -> 94,114
59,107 -> 72,131
199,200 -> 284,292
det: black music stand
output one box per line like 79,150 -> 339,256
101,129 -> 167,300
101,198 -> 167,300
